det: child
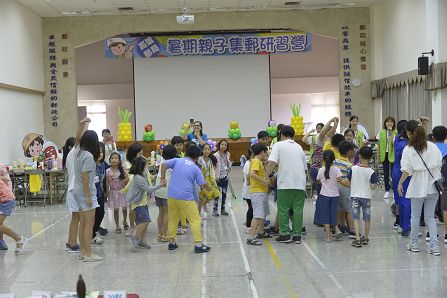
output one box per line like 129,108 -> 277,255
92,142 -> 108,245
160,144 -> 211,253
106,152 -> 129,234
126,156 -> 165,249
155,145 -> 177,242
102,129 -> 117,166
0,163 -> 27,254
347,146 -> 378,247
334,141 -> 356,238
213,139 -> 232,216
314,150 -> 343,241
198,143 -> 220,218
242,146 -> 254,232
246,143 -> 271,245
257,131 -> 270,146
171,136 -> 185,158
344,129 -> 360,165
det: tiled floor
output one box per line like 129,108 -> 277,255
1,168 -> 447,297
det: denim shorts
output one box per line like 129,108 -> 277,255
0,200 -> 16,216
135,206 -> 151,225
351,197 -> 371,221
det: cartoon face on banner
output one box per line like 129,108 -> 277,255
22,133 -> 59,160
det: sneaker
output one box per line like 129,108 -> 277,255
83,254 -> 104,262
168,242 -> 179,251
397,227 -> 403,234
276,235 -> 293,243
334,231 -> 343,240
425,232 -> 439,242
221,210 -> 229,216
98,227 -> 108,236
401,230 -> 410,237
123,224 -> 130,231
348,232 -> 356,239
264,226 -> 279,235
0,240 -> 8,250
212,211 -> 219,217
176,229 -> 185,235
194,244 -> 211,253
393,222 -> 399,230
135,240 -> 151,249
256,232 -> 272,239
264,219 -> 271,226
406,243 -> 420,252
361,236 -> 369,245
444,234 -> 447,244
292,236 -> 301,244
92,235 -> 104,245
247,238 -> 262,246
428,247 -> 440,256
384,191 -> 389,199
351,239 -> 362,247
78,254 -> 84,261
66,243 -> 80,253
15,236 -> 28,254
301,227 -> 307,235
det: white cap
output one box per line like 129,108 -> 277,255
107,37 -> 127,48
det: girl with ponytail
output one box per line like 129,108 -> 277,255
314,150 -> 344,241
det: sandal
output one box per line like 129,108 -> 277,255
123,224 -> 130,231
247,239 -> 262,246
15,236 -> 28,254
115,228 -> 122,234
361,236 -> 369,245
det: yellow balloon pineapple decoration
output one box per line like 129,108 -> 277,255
117,108 -> 133,141
290,103 -> 304,136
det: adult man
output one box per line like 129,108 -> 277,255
265,126 -> 307,243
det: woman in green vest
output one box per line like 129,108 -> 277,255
376,116 -> 397,199
348,115 -> 367,147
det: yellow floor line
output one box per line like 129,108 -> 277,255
265,239 -> 298,298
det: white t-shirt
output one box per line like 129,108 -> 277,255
66,147 -> 78,191
347,165 -> 378,199
400,142 -> 442,198
268,139 -> 307,190
241,160 -> 251,199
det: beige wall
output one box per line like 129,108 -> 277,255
42,8 -> 372,146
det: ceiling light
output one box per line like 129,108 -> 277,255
61,11 -> 78,15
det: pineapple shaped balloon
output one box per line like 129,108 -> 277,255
290,103 -> 304,136
117,108 -> 133,141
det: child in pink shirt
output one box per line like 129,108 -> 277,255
0,163 -> 27,253
314,151 -> 344,241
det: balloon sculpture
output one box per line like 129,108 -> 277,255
143,124 -> 156,142
250,137 -> 258,145
228,121 -> 242,140
156,140 -> 169,152
266,120 -> 278,137
179,122 -> 192,136
290,104 -> 304,136
207,139 -> 217,151
117,108 -> 133,141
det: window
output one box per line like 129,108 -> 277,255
78,101 -> 107,138
310,93 -> 340,131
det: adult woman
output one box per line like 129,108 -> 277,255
377,117 -> 397,199
398,120 -> 442,255
184,121 -> 208,150
348,115 -> 368,147
73,118 -> 104,262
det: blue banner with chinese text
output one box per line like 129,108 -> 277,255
105,32 -> 311,59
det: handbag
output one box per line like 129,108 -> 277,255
416,150 -> 443,196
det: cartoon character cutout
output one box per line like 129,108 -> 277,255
107,37 -> 134,59
22,133 -> 59,160
22,133 -> 44,158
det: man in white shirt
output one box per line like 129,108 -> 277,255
265,126 -> 307,244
